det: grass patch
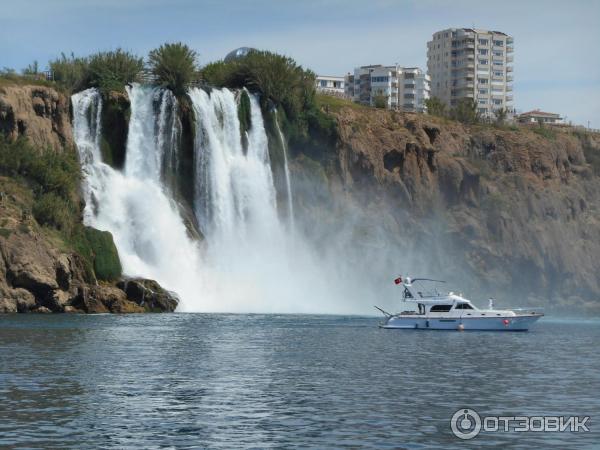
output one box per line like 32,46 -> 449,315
315,94 -> 366,113
532,126 -> 557,140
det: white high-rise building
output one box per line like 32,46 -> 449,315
345,65 -> 430,112
427,28 -> 514,117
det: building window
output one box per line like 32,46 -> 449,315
320,80 -> 327,87
493,40 -> 504,46
478,49 -> 488,55
493,99 -> 503,105
478,78 -> 488,84
478,38 -> 489,45
479,59 -> 488,65
478,99 -> 487,104
479,89 -> 488,94
493,71 -> 503,77
493,51 -> 503,57
493,61 -> 503,66
478,108 -> 487,114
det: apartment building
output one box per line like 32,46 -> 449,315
427,28 -> 513,117
344,65 -> 430,112
315,75 -> 345,96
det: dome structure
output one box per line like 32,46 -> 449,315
224,47 -> 256,62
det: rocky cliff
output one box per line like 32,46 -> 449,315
0,84 -> 72,150
0,84 -> 178,313
291,100 -> 600,314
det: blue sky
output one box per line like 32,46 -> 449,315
1,0 -> 599,127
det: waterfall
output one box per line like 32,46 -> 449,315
189,87 -> 279,240
72,85 -> 202,308
72,84 -> 366,314
273,109 -> 295,230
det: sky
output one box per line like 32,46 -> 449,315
1,0 -> 599,127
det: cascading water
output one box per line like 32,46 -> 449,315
73,84 -> 371,313
273,109 -> 295,230
72,85 -> 202,308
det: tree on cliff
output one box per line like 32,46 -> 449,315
148,43 -> 199,96
425,97 -> 447,117
451,98 -> 480,124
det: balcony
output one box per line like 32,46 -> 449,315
506,55 -> 514,63
507,75 -> 514,82
506,95 -> 513,102
507,45 -> 514,53
506,85 -> 513,91
506,65 -> 513,72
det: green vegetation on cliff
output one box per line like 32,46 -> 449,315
49,50 -> 143,94
0,136 -> 122,281
0,136 -> 79,230
148,42 -> 199,96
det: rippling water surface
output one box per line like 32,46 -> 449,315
0,314 -> 598,449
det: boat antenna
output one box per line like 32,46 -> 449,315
374,306 -> 392,317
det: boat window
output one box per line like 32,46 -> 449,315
430,304 -> 452,312
404,288 -> 413,299
455,303 -> 474,310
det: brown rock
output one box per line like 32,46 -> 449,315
0,85 -> 73,150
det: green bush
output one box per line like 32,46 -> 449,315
451,98 -> 480,124
148,42 -> 198,96
425,97 -> 447,117
87,49 -> 143,93
0,137 -> 80,199
532,125 -> 556,140
0,136 -> 80,230
32,192 -> 73,230
49,52 -> 90,92
373,94 -> 388,109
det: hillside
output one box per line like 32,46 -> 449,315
291,96 -> 600,313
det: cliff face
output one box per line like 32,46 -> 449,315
308,105 -> 600,313
0,84 -> 178,313
0,84 -> 73,150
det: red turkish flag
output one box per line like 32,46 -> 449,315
394,277 -> 403,285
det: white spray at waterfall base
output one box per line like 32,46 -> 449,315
72,85 -> 378,314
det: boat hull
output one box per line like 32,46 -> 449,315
380,314 -> 542,331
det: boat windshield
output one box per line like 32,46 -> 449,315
409,279 -> 445,298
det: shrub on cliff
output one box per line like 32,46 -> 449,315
87,49 -> 144,93
148,43 -> 199,96
450,98 -> 480,125
0,136 -> 80,231
425,97 -> 447,117
49,52 -> 90,92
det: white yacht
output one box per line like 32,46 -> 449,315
377,276 -> 543,331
